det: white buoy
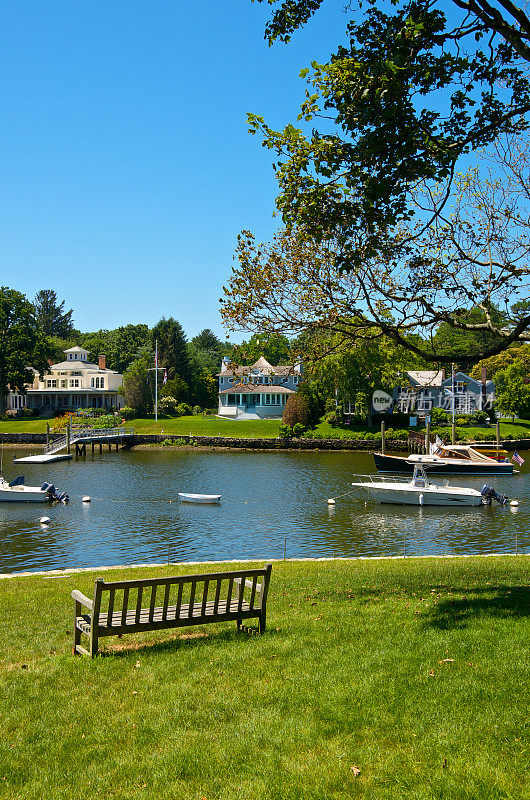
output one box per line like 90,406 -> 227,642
419,493 -> 424,506
40,516 -> 51,525
510,499 -> 519,507
327,498 -> 336,505
82,496 -> 91,503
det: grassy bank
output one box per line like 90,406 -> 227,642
1,556 -> 528,799
1,414 -> 530,443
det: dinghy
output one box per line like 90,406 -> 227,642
178,492 -> 222,504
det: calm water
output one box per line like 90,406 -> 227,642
0,446 -> 528,574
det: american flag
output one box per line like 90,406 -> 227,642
163,369 -> 167,385
512,452 -> 525,465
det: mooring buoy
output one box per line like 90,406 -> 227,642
40,516 -> 51,525
82,496 -> 91,503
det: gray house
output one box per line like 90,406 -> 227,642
393,370 -> 495,418
218,356 -> 302,419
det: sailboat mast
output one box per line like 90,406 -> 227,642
155,339 -> 158,423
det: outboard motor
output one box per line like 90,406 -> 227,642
43,483 -> 69,503
481,485 -> 508,506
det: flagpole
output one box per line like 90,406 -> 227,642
155,339 -> 158,423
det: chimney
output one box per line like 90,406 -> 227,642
98,354 -> 106,371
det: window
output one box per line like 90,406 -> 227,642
100,377 -> 104,388
456,381 -> 466,393
91,378 -> 95,388
46,380 -> 52,388
51,380 -> 57,388
60,380 -> 66,388
69,379 -> 79,388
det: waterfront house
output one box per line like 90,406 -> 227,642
392,370 -> 495,417
218,356 -> 302,419
25,347 -> 124,413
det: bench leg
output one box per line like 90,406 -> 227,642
73,601 -> 82,655
89,628 -> 99,659
236,618 -> 242,631
259,612 -> 266,634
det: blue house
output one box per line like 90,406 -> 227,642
217,356 -> 302,419
393,370 -> 495,418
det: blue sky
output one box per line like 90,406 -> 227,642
0,0 -> 347,340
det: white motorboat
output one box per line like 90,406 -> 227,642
0,475 -> 69,504
178,492 -> 222,504
350,464 -> 507,507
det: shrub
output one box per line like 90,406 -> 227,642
471,409 -> 489,424
92,414 -> 120,429
430,407 -> 449,424
120,406 -> 135,420
292,422 -> 306,437
158,396 -> 178,416
278,423 -> 292,438
176,403 -> 192,417
325,409 -> 343,426
282,394 -> 310,428
193,405 -> 202,415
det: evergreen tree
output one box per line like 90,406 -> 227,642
34,289 -> 74,338
151,317 -> 191,387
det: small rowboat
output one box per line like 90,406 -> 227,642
178,492 -> 222,504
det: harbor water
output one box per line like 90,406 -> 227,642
0,446 -> 528,574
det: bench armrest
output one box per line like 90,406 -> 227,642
72,590 -> 93,611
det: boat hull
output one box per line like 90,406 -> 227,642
178,493 -> 222,504
0,488 -> 47,503
373,453 -> 513,475
365,487 -> 483,506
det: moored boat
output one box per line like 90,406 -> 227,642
374,444 -> 514,475
178,492 -> 222,504
351,465 -> 507,507
0,475 -> 69,503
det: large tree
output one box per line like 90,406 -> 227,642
243,0 -> 530,360
34,289 -> 74,338
151,317 -> 192,387
0,287 -> 51,412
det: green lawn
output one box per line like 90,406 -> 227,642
1,414 -> 530,442
0,556 -> 528,799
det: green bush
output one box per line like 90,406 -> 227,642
176,403 -> 192,417
158,396 -> 178,416
120,406 -> 135,420
279,423 -> 292,438
430,407 -> 449,424
92,414 -> 120,429
292,422 -> 306,437
325,409 -> 343,426
193,405 -> 202,415
471,409 -> 489,424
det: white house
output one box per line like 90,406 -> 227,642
218,356 -> 302,419
26,347 -> 124,413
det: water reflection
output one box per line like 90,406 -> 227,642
0,446 -> 527,573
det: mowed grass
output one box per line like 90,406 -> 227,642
0,556 -> 528,799
1,415 -> 530,442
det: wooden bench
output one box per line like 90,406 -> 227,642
72,564 -> 272,658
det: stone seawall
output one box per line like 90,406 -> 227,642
2,432 -> 530,452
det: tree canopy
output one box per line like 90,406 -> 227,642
241,0 -> 530,361
0,287 -> 51,412
34,289 -> 74,338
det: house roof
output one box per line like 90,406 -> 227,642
218,357 -> 296,378
219,384 -> 295,395
49,360 -> 118,373
406,370 -> 444,387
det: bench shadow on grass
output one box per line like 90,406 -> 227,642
423,585 -> 530,630
99,626 -> 266,658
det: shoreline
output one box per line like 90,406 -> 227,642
1,550 -> 527,580
2,433 -> 530,452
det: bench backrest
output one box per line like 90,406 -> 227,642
91,564 -> 272,626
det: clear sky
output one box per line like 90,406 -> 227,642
0,0 -> 347,340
